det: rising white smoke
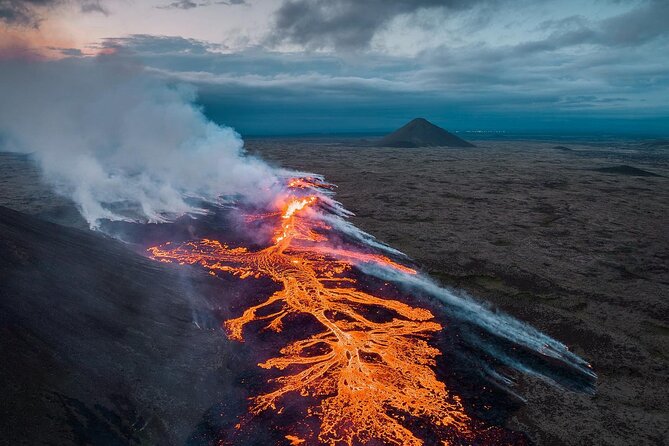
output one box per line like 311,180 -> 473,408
0,56 -> 278,227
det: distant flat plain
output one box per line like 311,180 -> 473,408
1,137 -> 668,445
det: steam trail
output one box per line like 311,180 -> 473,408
0,57 -> 277,227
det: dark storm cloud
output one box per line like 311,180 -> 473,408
0,0 -> 106,26
270,0 -> 491,50
270,0 -> 669,52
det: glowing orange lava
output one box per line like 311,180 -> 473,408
148,178 -> 478,445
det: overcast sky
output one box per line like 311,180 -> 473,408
1,0 -> 667,135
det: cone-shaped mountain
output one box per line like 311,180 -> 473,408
376,118 -> 475,148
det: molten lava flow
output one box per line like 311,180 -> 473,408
148,178 -> 479,445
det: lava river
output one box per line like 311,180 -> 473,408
147,176 -> 595,445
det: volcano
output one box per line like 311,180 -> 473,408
376,118 -> 475,148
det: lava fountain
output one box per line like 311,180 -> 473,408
147,176 -> 595,445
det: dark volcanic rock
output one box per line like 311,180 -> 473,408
376,118 -> 475,148
640,139 -> 669,149
0,206 -> 247,445
592,164 -> 662,177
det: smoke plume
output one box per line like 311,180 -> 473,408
0,56 -> 278,227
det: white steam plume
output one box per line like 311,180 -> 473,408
0,57 -> 278,227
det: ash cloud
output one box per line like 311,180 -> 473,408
0,56 -> 279,227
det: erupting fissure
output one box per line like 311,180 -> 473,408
148,177 -> 500,445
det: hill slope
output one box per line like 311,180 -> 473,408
593,164 -> 662,177
0,206 -> 247,445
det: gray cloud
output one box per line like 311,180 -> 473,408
158,0 -> 198,10
269,0 -> 669,52
7,0 -> 661,134
599,0 -> 669,46
88,28 -> 669,109
80,0 -> 106,14
98,34 -> 226,55
84,25 -> 668,135
157,0 -> 245,10
47,46 -> 84,56
513,0 -> 669,56
270,0 -> 489,50
0,0 -> 106,26
0,0 -> 59,26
